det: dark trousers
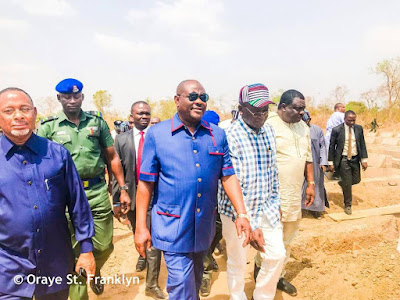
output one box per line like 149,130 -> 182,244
338,156 -> 361,207
203,213 -> 222,280
0,289 -> 69,300
163,250 -> 208,300
128,209 -> 162,288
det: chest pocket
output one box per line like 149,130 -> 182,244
86,126 -> 101,150
44,172 -> 67,211
52,134 -> 71,145
208,146 -> 224,156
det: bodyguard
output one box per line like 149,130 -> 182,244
0,88 -> 95,299
37,78 -> 131,300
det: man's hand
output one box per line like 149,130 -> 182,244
328,165 -> 334,172
362,162 -> 368,171
119,190 -> 131,214
305,184 -> 315,207
250,228 -> 265,253
321,165 -> 327,172
113,205 -> 122,222
75,252 -> 96,282
234,217 -> 251,247
134,227 -> 152,258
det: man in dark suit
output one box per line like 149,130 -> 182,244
112,101 -> 167,299
328,110 -> 368,215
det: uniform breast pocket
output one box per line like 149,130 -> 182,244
153,202 -> 181,243
53,134 -> 71,146
44,173 -> 67,211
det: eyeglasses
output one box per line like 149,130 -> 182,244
290,105 -> 306,112
177,92 -> 209,102
244,106 -> 268,117
1,107 -> 34,116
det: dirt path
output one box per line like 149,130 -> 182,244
89,178 -> 400,300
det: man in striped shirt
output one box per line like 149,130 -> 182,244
219,83 -> 286,300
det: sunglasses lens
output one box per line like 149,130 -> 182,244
200,93 -> 209,102
188,93 -> 199,101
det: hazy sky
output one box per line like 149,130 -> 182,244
1,0 -> 400,113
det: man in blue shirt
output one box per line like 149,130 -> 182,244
0,87 -> 95,300
134,80 -> 252,300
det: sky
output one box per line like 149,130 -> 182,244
1,0 -> 400,114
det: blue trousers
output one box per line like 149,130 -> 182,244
163,250 -> 208,300
0,289 -> 69,300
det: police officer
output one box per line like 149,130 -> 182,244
37,78 -> 131,300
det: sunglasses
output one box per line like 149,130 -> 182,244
244,106 -> 268,117
178,92 -> 209,102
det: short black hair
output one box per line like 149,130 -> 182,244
0,87 -> 34,105
278,89 -> 304,109
131,101 -> 150,112
334,103 -> 344,110
345,110 -> 356,118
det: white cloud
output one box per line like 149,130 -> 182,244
0,18 -> 29,31
13,0 -> 76,16
126,0 -> 230,55
94,33 -> 162,59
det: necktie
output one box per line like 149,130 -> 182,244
136,131 -> 145,184
347,127 -> 352,160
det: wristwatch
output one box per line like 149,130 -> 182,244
237,213 -> 250,221
119,185 -> 129,191
307,181 -> 315,185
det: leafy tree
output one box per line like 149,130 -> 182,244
346,101 -> 367,114
93,90 -> 112,114
374,57 -> 400,108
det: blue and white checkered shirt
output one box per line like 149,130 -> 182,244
218,116 -> 281,230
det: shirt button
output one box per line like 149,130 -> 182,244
38,249 -> 41,254
192,137 -> 195,140
166,211 -> 169,214
193,150 -> 198,154
216,151 -> 219,153
197,208 -> 200,213
198,178 -> 202,182
33,205 -> 38,209
37,269 -> 41,274
37,228 -> 40,233
197,193 -> 201,197
28,181 -> 32,186
196,163 -> 200,168
23,160 -> 28,165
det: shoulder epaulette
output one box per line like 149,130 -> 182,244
86,111 -> 103,118
40,115 -> 59,124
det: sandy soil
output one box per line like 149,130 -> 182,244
88,177 -> 400,300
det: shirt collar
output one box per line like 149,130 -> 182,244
58,110 -> 87,123
133,126 -> 149,136
170,113 -> 212,133
0,133 -> 40,155
238,115 -> 265,135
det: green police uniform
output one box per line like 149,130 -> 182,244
37,110 -> 114,300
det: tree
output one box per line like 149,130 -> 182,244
93,90 -> 112,114
330,85 -> 349,104
345,101 -> 367,114
360,90 -> 379,110
36,96 -> 59,117
374,57 -> 400,108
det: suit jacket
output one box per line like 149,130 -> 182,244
328,123 -> 368,170
112,129 -> 136,211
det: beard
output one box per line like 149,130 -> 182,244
11,129 -> 30,136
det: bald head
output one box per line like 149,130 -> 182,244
176,80 -> 204,95
0,87 -> 34,105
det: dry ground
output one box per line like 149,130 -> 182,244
88,177 -> 400,300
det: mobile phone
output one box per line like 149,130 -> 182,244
78,267 -> 87,279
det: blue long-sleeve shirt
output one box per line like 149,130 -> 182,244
0,134 -> 94,297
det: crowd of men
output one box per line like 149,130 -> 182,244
0,78 -> 368,300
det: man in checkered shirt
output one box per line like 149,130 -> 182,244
219,83 -> 286,300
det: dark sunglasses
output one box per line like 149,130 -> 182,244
178,92 -> 209,102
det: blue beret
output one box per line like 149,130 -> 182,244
56,78 -> 83,94
202,110 -> 220,125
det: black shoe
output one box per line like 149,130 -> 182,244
211,256 -> 219,271
136,256 -> 146,272
344,206 -> 352,215
90,275 -> 104,295
200,278 -> 211,297
145,286 -> 168,299
253,262 -> 261,281
309,211 -> 322,219
277,278 -> 297,296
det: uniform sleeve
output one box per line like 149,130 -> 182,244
63,148 -> 95,253
36,123 -> 50,139
139,128 -> 160,182
221,132 -> 235,177
99,119 -> 114,149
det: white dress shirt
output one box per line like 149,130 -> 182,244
133,127 -> 148,158
342,124 -> 358,157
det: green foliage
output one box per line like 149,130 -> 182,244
345,101 -> 367,114
93,90 -> 112,114
148,98 -> 176,120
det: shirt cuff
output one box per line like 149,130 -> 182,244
328,161 -> 334,166
361,158 -> 368,163
80,238 -> 94,253
139,172 -> 158,182
221,166 -> 235,177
